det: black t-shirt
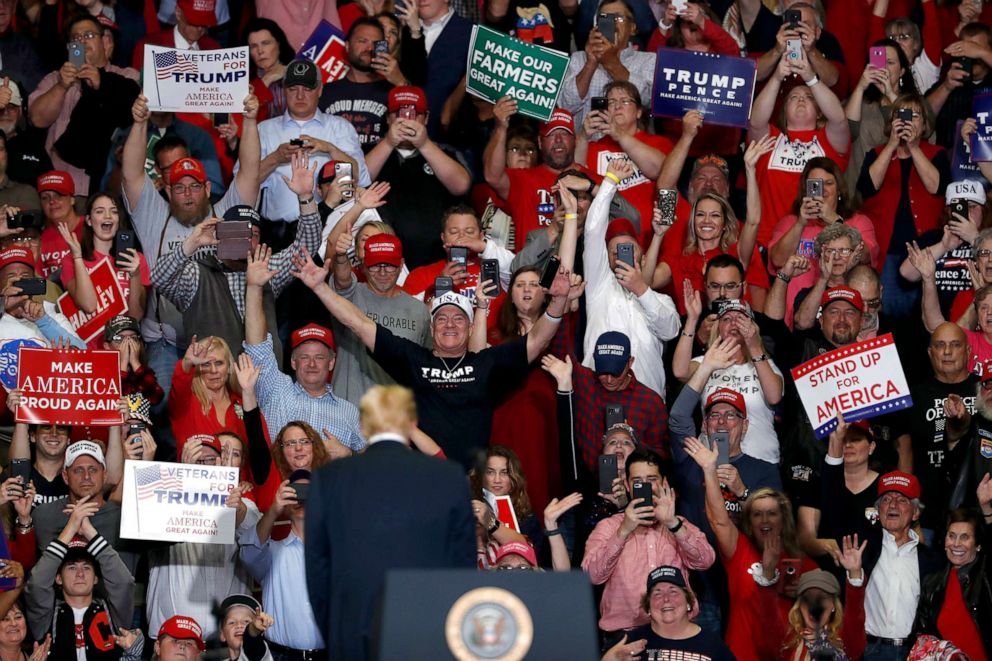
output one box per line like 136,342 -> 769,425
805,461 -> 880,555
903,376 -> 979,529
915,229 -> 973,318
371,325 -> 531,468
31,467 -> 68,507
319,78 -> 392,151
627,624 -> 737,661
375,148 -> 470,269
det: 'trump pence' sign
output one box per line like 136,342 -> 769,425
791,334 -> 912,439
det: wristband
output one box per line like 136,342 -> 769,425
667,518 -> 684,534
298,196 -> 315,205
544,310 -> 563,322
776,271 -> 792,284
564,213 -> 578,220
545,528 -> 562,536
751,353 -> 768,363
805,75 -> 820,87
487,520 -> 500,535
681,331 -> 694,339
475,304 -> 490,312
604,172 -> 621,184
659,20 -> 673,31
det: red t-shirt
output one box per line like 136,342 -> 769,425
505,164 -> 597,251
937,567 -> 988,661
756,125 -> 849,247
400,258 -> 506,329
585,132 -> 673,248
168,360 -> 247,459
666,244 -> 769,314
60,251 -> 152,307
37,219 -> 83,279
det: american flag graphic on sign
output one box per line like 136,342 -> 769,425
154,50 -> 198,79
135,464 -> 182,497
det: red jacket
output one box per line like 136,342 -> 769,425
132,27 -> 222,70
860,141 -> 946,255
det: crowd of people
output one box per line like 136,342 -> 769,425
0,0 -> 991,658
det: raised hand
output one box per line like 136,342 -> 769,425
605,157 -> 634,182
683,436 -> 719,472
655,478 -> 678,528
234,352 -> 260,393
906,241 -> 936,282
830,534 -> 867,579
493,96 -> 518,128
977,473 -> 992,512
291,247 -> 331,290
57,223 -> 82,259
701,335 -> 741,370
602,635 -> 647,661
281,149 -> 319,198
357,181 -> 391,210
540,354 -> 573,390
182,334 -> 213,368
743,134 -> 776,171
248,609 -> 275,636
322,428 -> 354,460
782,254 -> 811,279
544,492 -> 583,529
246,244 -> 276,288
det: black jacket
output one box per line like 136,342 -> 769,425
912,524 -> 992,657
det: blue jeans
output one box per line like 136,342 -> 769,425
863,640 -> 910,660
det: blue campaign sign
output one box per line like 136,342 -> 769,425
971,93 -> 992,162
0,338 -> 45,391
651,48 -> 757,128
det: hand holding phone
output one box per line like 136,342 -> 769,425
869,46 -> 887,70
481,259 -> 499,297
69,43 -> 85,68
631,480 -> 653,513
598,455 -> 619,495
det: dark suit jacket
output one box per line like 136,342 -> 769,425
305,440 -> 476,660
423,14 -> 472,138
132,28 -> 222,70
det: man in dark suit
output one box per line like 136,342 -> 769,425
305,385 -> 476,660
132,0 -> 222,70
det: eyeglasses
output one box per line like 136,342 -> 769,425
507,146 -> 536,154
607,98 -> 638,108
281,438 -> 313,449
598,12 -> 630,22
705,411 -> 744,423
889,33 -> 915,41
706,282 -> 741,293
170,183 -> 205,195
863,297 -> 882,309
822,247 -> 854,257
68,31 -> 100,44
367,263 -> 398,273
978,249 -> 992,259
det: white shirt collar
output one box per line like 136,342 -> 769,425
421,8 -> 454,53
881,527 -> 919,553
368,432 -> 408,445
173,26 -> 198,51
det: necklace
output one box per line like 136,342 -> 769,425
438,353 -> 466,375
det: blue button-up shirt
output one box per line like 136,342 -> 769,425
253,110 -> 370,221
238,526 -> 323,650
243,333 -> 365,450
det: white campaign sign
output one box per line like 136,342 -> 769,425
790,333 -> 913,439
120,460 -> 238,544
142,45 -> 250,113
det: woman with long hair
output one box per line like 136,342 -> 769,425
684,438 -> 818,661
169,335 -> 245,459
58,192 -> 150,346
469,446 -> 536,557
242,18 -> 295,118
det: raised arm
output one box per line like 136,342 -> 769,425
738,136 -> 776,265
794,49 -> 849,153
410,124 -> 471,195
525,267 -> 573,363
748,59 -> 784,141
657,111 -> 701,189
906,240 -> 947,333
483,97 -> 516,200
683,436 -> 738,558
234,93 -> 261,206
294,248 -> 378,350
121,95 -> 150,207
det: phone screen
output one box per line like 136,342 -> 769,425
869,47 -> 887,70
598,455 -> 619,494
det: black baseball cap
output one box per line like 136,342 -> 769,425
284,59 -> 319,90
646,565 -> 687,592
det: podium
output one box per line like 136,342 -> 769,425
374,569 -> 599,660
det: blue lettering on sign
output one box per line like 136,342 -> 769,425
0,339 -> 46,390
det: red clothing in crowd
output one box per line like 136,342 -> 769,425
37,219 -> 83,279
755,125 -> 850,248
936,567 -> 988,661
505,164 -> 598,251
585,132 -> 674,248
401,257 -> 506,329
664,243 -> 769,315
168,360 -> 247,459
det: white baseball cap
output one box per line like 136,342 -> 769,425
430,291 -> 473,323
65,441 -> 106,468
945,179 -> 987,206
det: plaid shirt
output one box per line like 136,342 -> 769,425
573,362 -> 669,471
151,201 -> 322,316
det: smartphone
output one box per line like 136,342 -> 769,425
783,8 -> 801,27
374,40 -> 389,56
215,220 -> 253,261
68,42 -> 85,67
712,430 -> 731,465
128,422 -> 146,438
393,0 -> 407,16
114,230 -> 136,266
591,96 -> 609,112
597,13 -> 617,44
540,255 -> 561,290
616,242 -> 635,268
605,403 -> 625,428
481,259 -> 499,296
290,138 -> 305,148
786,38 -> 802,62
896,107 -> 913,123
657,189 -> 677,226
397,106 -> 417,120
956,56 -> 974,81
290,482 -> 309,504
10,458 -> 30,495
806,178 -> 824,199
9,210 -> 43,230
13,278 -> 46,296
869,46 -> 887,70
632,480 -> 653,509
780,558 -> 802,594
434,276 -> 453,296
213,112 -> 229,128
671,0 -> 688,13
598,454 -> 619,495
951,200 -> 968,219
335,162 -> 354,199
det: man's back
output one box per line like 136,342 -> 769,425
305,441 -> 475,659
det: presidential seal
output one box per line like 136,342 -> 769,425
445,587 -> 533,660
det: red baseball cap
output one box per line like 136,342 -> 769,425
820,286 -> 865,313
540,108 -> 574,137
388,86 -> 427,114
364,234 -> 402,267
878,470 -> 920,500
705,388 -> 746,416
168,158 -> 207,186
982,361 -> 992,384
36,170 -> 74,196
318,161 -> 340,184
494,541 -> 537,567
177,0 -> 217,27
291,323 -> 334,350
849,419 -> 875,440
0,247 -> 35,273
187,433 -> 221,456
158,615 -> 206,651
605,218 -> 637,244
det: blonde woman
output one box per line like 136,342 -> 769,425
169,335 -> 244,459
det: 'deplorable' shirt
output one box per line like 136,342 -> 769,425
371,325 -> 531,468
